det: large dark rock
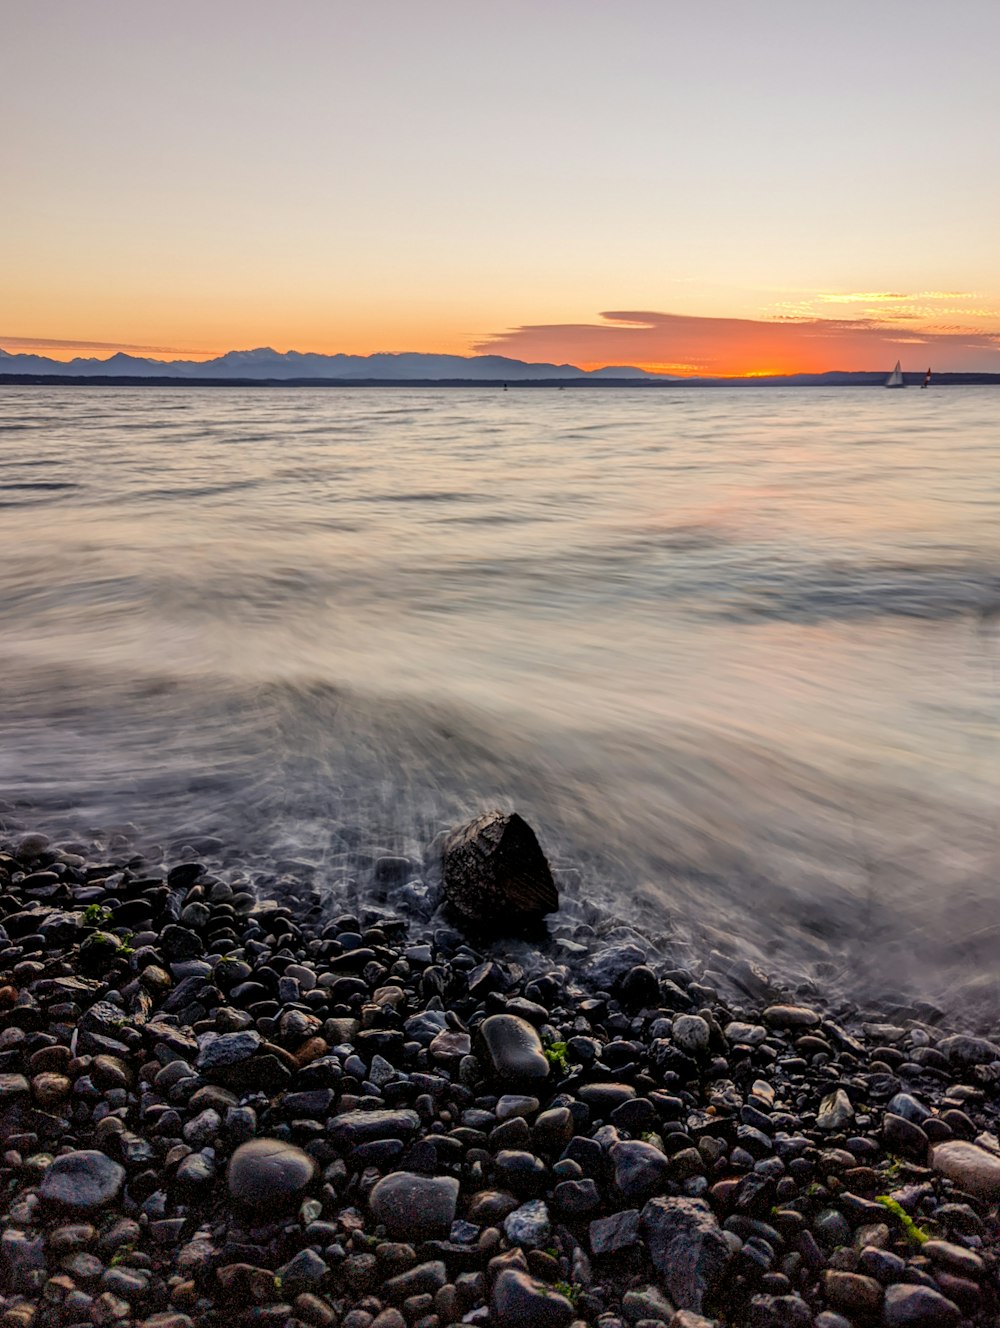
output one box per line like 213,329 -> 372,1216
641,1196 -> 732,1314
442,811 -> 557,925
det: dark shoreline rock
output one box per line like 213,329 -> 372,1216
441,810 -> 558,925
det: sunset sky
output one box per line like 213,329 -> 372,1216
4,0 -> 1000,375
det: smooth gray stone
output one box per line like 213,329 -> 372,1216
883,1283 -> 961,1327
931,1140 -> 1000,1200
39,1150 -> 126,1212
887,1092 -> 932,1124
936,1034 -> 1000,1066
672,1014 -> 711,1054
328,1109 -> 421,1147
480,1014 -> 550,1083
226,1137 -> 317,1209
368,1171 -> 459,1240
610,1139 -> 672,1202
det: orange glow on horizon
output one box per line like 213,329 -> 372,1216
16,345 -> 831,377
5,303 -> 1000,377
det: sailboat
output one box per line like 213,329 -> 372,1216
921,367 -> 931,389
884,360 -> 905,388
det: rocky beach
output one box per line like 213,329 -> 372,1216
1,815 -> 998,1328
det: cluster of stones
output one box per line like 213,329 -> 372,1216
0,829 -> 999,1328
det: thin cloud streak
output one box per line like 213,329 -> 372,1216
474,310 -> 1000,375
1,336 -> 216,356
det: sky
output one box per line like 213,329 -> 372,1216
3,0 -> 1000,376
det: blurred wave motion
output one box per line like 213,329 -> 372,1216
1,385 -> 999,1014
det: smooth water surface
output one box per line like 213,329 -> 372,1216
2,386 -> 999,1012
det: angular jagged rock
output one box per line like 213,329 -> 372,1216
584,942 -> 648,990
817,1088 -> 855,1131
502,1199 -> 551,1248
491,1268 -> 575,1328
590,1209 -> 642,1257
641,1196 -> 732,1314
441,811 -> 558,925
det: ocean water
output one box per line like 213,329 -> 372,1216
2,384 -> 999,1015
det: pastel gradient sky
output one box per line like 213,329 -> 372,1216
4,0 -> 1000,375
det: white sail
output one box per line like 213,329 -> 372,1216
884,360 -> 905,388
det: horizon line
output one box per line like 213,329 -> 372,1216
0,343 -> 955,381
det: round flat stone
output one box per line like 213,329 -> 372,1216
496,1094 -> 540,1121
883,1283 -> 960,1327
226,1138 -> 317,1209
931,1140 -> 1000,1201
39,1150 -> 126,1212
368,1171 -> 460,1240
672,1015 -> 710,1055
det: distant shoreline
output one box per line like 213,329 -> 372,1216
3,372 -> 1000,388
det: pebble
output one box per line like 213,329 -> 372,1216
931,1139 -> 1000,1200
328,1109 -> 421,1146
479,1014 -> 551,1082
368,1172 -> 459,1240
225,1138 -> 317,1208
936,1034 -> 1000,1066
922,1239 -> 985,1278
763,1004 -> 820,1029
496,1093 -> 540,1120
817,1088 -> 854,1131
502,1199 -> 551,1248
821,1270 -> 883,1316
882,1283 -> 961,1327
672,1014 -> 710,1054
610,1139 -> 672,1201
195,1030 -> 261,1070
491,1268 -> 575,1328
39,1150 -> 126,1212
589,1208 -> 642,1256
